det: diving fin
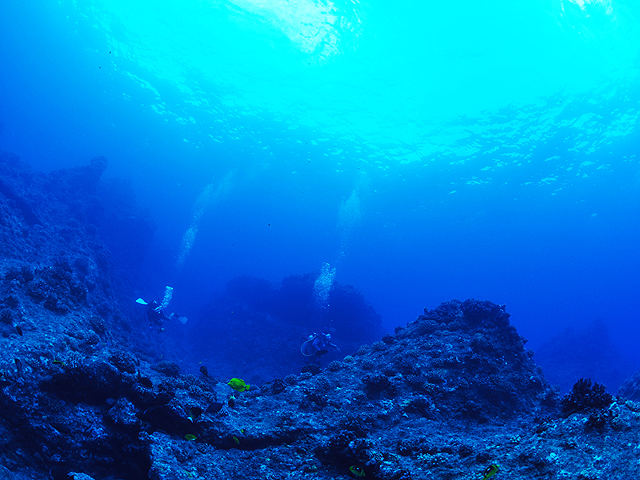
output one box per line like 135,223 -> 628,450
169,313 -> 188,324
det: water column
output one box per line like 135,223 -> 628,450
176,172 -> 233,270
312,172 -> 370,315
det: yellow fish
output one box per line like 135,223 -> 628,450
228,378 -> 250,392
349,465 -> 365,477
482,464 -> 499,480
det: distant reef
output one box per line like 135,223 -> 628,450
189,273 -> 386,382
534,320 -> 638,394
1,151 -> 640,480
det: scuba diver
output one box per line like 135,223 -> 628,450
301,329 -> 341,359
136,286 -> 188,333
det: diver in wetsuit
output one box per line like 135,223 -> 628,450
301,329 -> 341,358
136,286 -> 188,332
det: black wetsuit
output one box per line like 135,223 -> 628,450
146,301 -> 167,328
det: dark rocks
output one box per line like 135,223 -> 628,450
3,294 -> 640,479
260,378 -> 286,395
618,370 -> 640,401
363,373 -> 396,397
107,397 -> 140,433
152,361 -> 180,377
383,299 -> 556,420
0,153 -> 133,326
44,359 -> 123,404
109,350 -> 138,374
301,363 -> 321,375
0,178 -> 42,226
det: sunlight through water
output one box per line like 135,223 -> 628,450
63,0 -> 639,184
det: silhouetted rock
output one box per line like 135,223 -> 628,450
190,273 -> 384,381
619,370 -> 640,401
534,320 -> 638,394
97,178 -> 156,281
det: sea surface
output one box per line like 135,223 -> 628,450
1,0 -> 639,363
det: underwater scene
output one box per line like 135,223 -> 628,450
1,0 -> 640,478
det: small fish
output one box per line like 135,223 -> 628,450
138,377 -> 153,389
228,378 -> 250,392
187,407 -> 203,422
482,464 -> 499,480
51,422 -> 72,434
349,465 -> 365,477
15,326 -> 23,336
52,360 -> 65,367
14,359 -> 23,377
206,402 -> 224,414
232,436 -> 240,445
152,392 -> 173,406
184,434 -> 197,441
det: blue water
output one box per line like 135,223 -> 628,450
1,0 -> 639,362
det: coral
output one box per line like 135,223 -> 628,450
560,378 -> 613,416
382,334 -> 395,344
302,390 -> 328,409
393,355 -> 420,375
397,438 -> 419,456
585,409 -> 612,431
301,362 -> 322,375
108,350 -> 138,374
460,298 -> 507,324
261,378 -> 286,395
361,358 -> 375,370
403,395 -> 435,417
327,360 -> 342,372
153,361 -> 181,378
362,373 -> 396,397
